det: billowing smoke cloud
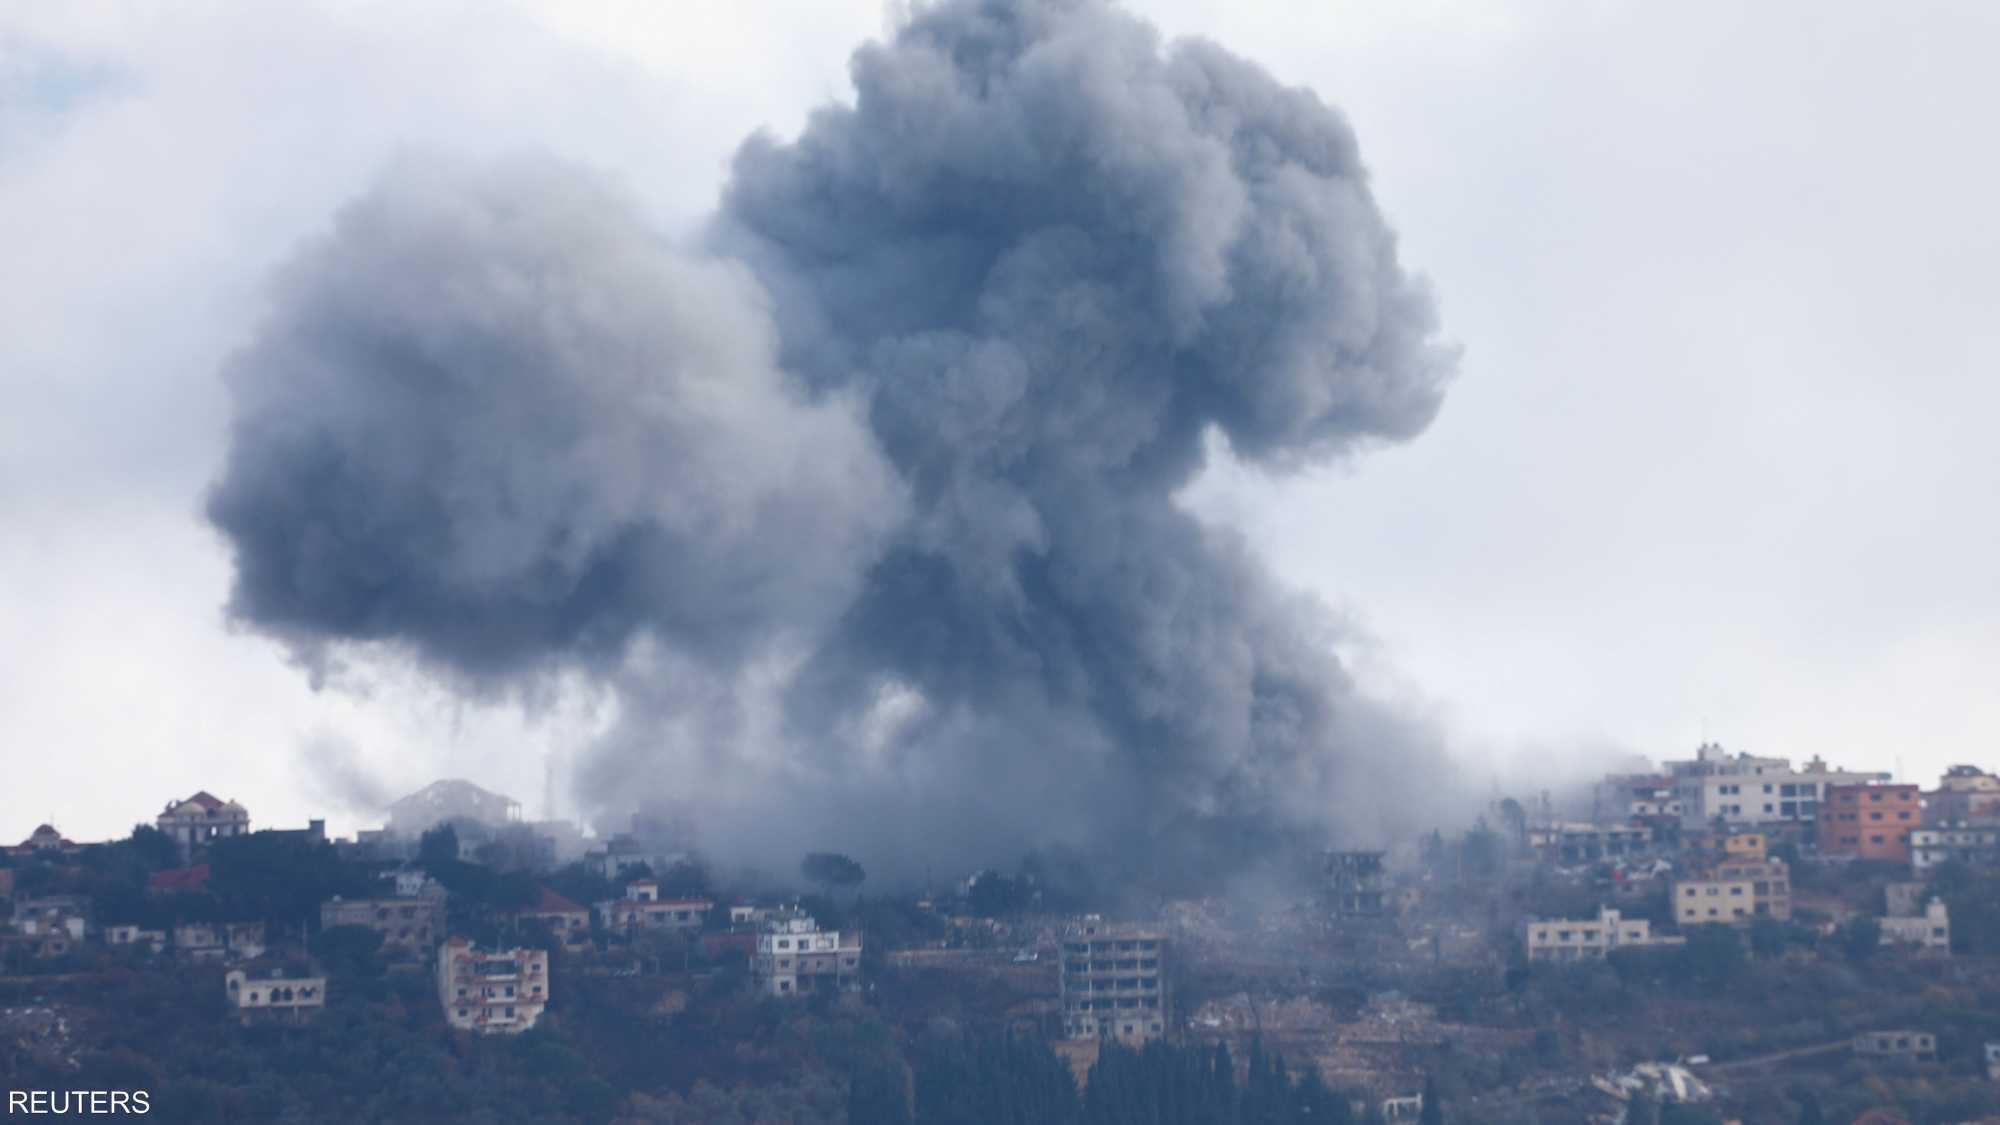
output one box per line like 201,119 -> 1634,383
208,157 -> 901,683
209,0 -> 1459,890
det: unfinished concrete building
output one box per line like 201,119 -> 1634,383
1325,850 -> 1387,916
1060,918 -> 1167,1044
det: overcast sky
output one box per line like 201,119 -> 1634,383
4,0 -> 1996,845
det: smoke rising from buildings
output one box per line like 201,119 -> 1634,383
208,0 -> 1460,888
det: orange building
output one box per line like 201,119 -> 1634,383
1819,783 -> 1922,862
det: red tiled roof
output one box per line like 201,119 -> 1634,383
184,791 -> 224,810
521,887 -> 586,915
148,864 -> 211,892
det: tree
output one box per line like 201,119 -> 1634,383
800,853 -> 866,898
1419,1074 -> 1443,1125
1795,1093 -> 1826,1125
1838,917 -> 1881,962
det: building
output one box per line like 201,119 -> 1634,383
752,912 -> 863,999
1674,871 -> 1755,925
320,896 -> 444,955
1853,1030 -> 1936,1062
0,868 -> 13,899
9,824 -> 81,857
1877,898 -> 1950,952
1324,851 -> 1386,916
9,896 -> 88,957
1059,918 -> 1166,1044
172,921 -> 266,961
146,864 -> 211,896
1927,766 -> 2000,823
438,937 -> 549,1034
1597,774 -> 1685,821
593,881 -> 712,933
224,964 -> 327,1026
1984,1041 -> 2000,1081
104,925 -> 167,953
386,779 -> 522,837
1722,832 -> 1767,861
1908,823 -> 2000,872
1820,783 -> 1922,863
1885,882 -> 1926,919
156,792 -> 251,860
1674,855 -> 1790,925
1668,744 -> 1887,831
1717,856 -> 1791,920
1528,822 -> 1655,864
514,887 -> 592,951
1522,906 -> 1686,962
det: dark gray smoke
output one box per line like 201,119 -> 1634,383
209,0 -> 1459,890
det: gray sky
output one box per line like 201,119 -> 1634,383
3,0 -> 1996,845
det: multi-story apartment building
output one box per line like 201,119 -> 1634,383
1819,784 -> 1922,863
1325,851 -> 1386,915
1719,856 -> 1791,920
437,937 -> 549,1033
1528,822 -> 1654,864
1667,744 -> 1887,831
320,895 -> 444,955
1674,871 -> 1755,925
1059,918 -> 1167,1044
1673,856 -> 1791,926
1908,823 -> 2000,872
156,791 -> 251,860
1522,907 -> 1685,962
751,912 -> 862,998
225,964 -> 327,1026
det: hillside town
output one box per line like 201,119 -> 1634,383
6,748 -> 2000,1123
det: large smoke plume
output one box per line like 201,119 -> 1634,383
209,0 -> 1460,889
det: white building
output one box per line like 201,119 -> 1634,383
752,912 -> 863,998
1909,824 -> 2000,872
156,791 -> 251,860
225,965 -> 327,1025
1523,907 -> 1685,962
437,937 -> 549,1034
594,880 -> 712,933
1877,898 -> 1950,952
1667,744 -> 1886,830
